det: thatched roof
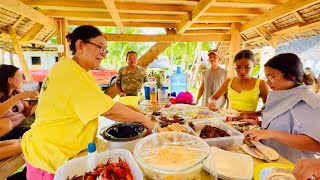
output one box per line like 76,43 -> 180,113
0,0 -> 320,55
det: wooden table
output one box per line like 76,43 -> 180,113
0,154 -> 24,180
92,116 -> 294,180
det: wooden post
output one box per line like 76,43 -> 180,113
7,26 -> 33,82
137,29 -> 174,68
138,43 -> 172,68
228,22 -> 241,77
56,18 -> 70,59
61,18 -> 70,58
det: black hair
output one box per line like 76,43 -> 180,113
126,51 -> 137,60
264,53 -> 313,86
0,64 -> 19,102
66,25 -> 103,55
234,50 -> 256,64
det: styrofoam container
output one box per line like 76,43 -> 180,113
183,109 -> 224,121
188,119 -> 244,150
54,149 -> 143,180
204,147 -> 253,180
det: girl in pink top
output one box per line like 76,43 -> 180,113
0,64 -> 38,141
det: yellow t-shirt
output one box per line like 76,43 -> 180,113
227,77 -> 261,112
21,58 -> 116,173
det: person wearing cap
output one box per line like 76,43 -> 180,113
196,50 -> 227,107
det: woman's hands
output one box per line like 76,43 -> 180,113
15,91 -> 39,100
293,159 -> 320,180
208,98 -> 218,111
244,129 -> 274,141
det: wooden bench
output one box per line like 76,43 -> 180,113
0,153 -> 25,180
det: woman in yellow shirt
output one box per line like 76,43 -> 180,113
21,25 -> 154,180
208,50 -> 269,117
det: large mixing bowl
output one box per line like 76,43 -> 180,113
134,132 -> 210,180
100,122 -> 147,152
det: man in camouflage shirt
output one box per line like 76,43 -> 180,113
116,51 -> 148,96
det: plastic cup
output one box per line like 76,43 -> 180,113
144,86 -> 150,100
158,89 -> 168,103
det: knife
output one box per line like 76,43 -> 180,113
243,138 -> 271,162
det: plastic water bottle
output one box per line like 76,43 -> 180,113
87,142 -> 97,171
170,67 -> 187,95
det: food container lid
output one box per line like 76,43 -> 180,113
134,132 -> 210,172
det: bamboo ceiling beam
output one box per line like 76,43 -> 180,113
68,21 -> 178,28
240,0 -> 320,32
176,0 -> 215,34
0,27 -> 47,46
25,0 -> 269,16
197,16 -> 250,23
12,16 -> 24,29
102,0 -> 124,33
293,12 -> 306,23
104,33 -> 231,42
43,11 -> 183,22
7,26 -> 33,82
205,7 -> 267,16
256,26 -> 277,48
20,23 -> 44,43
273,21 -> 320,37
189,23 -> 231,30
184,29 -> 229,34
0,0 -> 58,30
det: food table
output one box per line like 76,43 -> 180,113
75,113 -> 294,180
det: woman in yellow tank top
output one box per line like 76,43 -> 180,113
208,50 -> 269,117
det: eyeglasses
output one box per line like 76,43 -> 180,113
84,41 -> 108,54
264,73 -> 284,83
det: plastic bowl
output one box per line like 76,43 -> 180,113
100,122 -> 147,152
134,132 -> 210,180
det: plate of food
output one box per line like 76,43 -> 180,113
217,108 -> 239,117
242,141 -> 279,161
156,114 -> 187,125
153,123 -> 190,133
253,163 -> 295,180
227,121 -> 260,133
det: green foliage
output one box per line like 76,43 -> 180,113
251,64 -> 260,77
101,27 -> 152,70
162,42 -> 198,70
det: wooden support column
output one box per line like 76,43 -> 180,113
20,23 -> 44,43
8,26 -> 33,82
56,18 -> 70,58
137,29 -> 175,68
228,22 -> 241,77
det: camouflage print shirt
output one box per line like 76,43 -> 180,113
116,66 -> 148,96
